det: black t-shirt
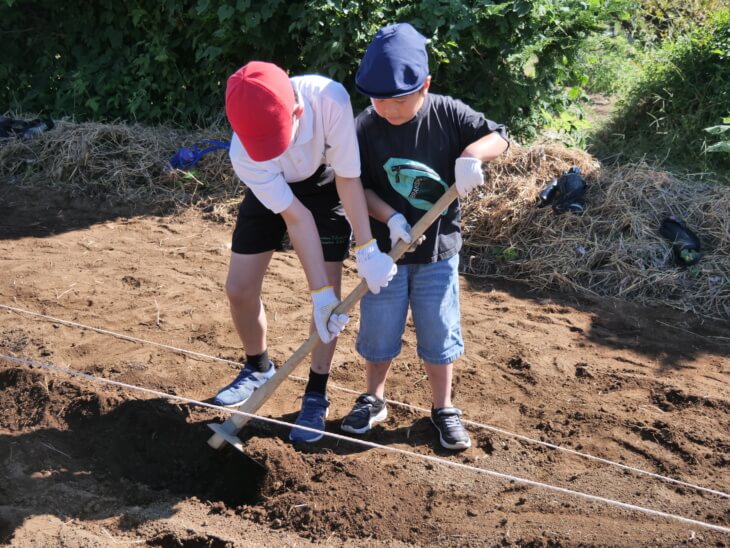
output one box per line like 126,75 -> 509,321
356,93 -> 508,264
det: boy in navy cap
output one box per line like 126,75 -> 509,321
340,23 -> 509,449
218,61 -> 396,443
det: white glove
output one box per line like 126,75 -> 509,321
355,239 -> 397,295
386,213 -> 413,249
454,157 -> 484,197
311,286 -> 349,344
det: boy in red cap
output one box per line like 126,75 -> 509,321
340,23 -> 509,450
217,61 -> 396,443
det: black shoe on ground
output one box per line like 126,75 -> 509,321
341,393 -> 388,434
431,407 -> 471,450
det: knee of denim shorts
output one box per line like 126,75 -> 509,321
356,271 -> 409,362
417,345 -> 464,365
410,256 -> 463,365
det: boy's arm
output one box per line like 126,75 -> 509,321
280,199 -> 348,344
279,198 -> 329,291
455,132 -> 509,197
461,131 -> 509,162
362,188 -> 397,224
334,175 -> 374,246
363,189 -> 423,251
334,175 -> 396,295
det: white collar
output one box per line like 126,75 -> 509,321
292,95 -> 314,146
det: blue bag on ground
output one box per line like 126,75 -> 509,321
0,116 -> 54,139
168,139 -> 230,170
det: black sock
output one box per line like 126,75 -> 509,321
305,370 -> 329,395
245,350 -> 271,373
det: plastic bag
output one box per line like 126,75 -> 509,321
537,166 -> 587,214
659,216 -> 701,266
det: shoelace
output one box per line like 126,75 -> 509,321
351,396 -> 378,419
438,413 -> 464,432
231,367 -> 256,387
350,399 -> 375,418
300,399 -> 326,422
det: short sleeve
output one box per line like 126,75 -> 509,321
321,83 -> 361,178
452,98 -> 509,151
355,113 -> 374,190
229,135 -> 294,213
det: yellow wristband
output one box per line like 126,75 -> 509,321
353,238 -> 376,252
311,285 -> 334,295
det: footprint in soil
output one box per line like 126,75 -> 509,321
574,362 -> 593,379
0,329 -> 30,353
505,355 -> 537,385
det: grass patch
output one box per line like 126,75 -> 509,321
588,9 -> 730,184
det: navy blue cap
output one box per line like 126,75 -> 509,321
356,23 -> 429,98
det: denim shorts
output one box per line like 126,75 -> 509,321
356,254 -> 463,365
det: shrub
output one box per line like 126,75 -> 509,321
1,0 -> 632,142
590,8 -> 730,183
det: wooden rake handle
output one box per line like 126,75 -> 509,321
208,184 -> 460,449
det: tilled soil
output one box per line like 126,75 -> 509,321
0,187 -> 728,546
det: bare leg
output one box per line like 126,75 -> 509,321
423,361 -> 453,408
225,251 -> 274,355
365,359 -> 393,399
309,261 -> 344,374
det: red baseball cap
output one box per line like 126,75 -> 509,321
225,61 -> 295,162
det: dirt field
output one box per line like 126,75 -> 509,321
0,186 -> 728,547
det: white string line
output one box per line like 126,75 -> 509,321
295,378 -> 730,500
0,304 -> 244,367
1,353 -> 729,535
2,303 -> 729,501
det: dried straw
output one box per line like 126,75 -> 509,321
462,144 -> 730,320
0,120 -> 242,216
2,122 -> 728,319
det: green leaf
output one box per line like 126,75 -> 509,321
106,29 -> 123,49
707,141 -> 730,153
195,0 -> 210,16
131,8 -> 146,27
704,125 -> 730,135
523,54 -> 538,78
218,5 -> 235,23
85,97 -> 100,112
567,86 -> 583,100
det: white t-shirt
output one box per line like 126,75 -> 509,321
229,75 -> 361,213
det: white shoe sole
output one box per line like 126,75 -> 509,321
431,417 -> 472,450
289,407 -> 330,443
341,405 -> 388,435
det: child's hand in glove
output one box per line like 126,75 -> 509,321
311,286 -> 349,344
355,239 -> 397,294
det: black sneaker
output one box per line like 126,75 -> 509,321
431,407 -> 471,450
341,393 -> 388,434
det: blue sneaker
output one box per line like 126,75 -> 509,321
213,362 -> 275,408
289,392 -> 330,443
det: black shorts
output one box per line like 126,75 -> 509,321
231,165 -> 351,262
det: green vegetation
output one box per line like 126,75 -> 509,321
1,0 -> 634,142
1,0 -> 728,183
586,6 -> 730,183
705,118 -> 730,154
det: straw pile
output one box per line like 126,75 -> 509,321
462,144 -> 730,320
0,120 -> 241,214
2,121 -> 728,319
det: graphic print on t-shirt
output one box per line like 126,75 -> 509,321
383,158 -> 448,215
